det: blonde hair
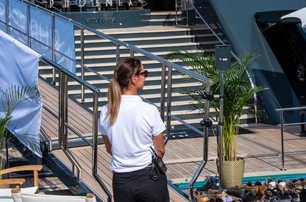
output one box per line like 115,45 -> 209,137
107,58 -> 142,125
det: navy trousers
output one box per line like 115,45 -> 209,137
113,166 -> 169,202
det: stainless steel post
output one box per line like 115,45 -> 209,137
160,63 -> 167,121
58,71 -> 64,147
130,50 -> 134,58
51,13 -> 56,85
218,72 -> 224,192
175,0 -> 178,25
27,4 -> 31,47
80,28 -> 85,102
116,44 -> 120,64
5,0 -> 9,34
203,86 -> 211,162
59,71 -> 68,150
92,92 -> 99,175
60,72 -> 68,150
165,66 -> 173,144
280,111 -> 285,170
186,1 -> 189,26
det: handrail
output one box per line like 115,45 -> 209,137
2,1 -> 213,201
177,0 -> 259,197
41,58 -> 100,93
42,57 -> 112,200
276,106 -> 306,170
19,0 -> 212,85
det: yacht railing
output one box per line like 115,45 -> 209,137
174,0 -> 261,198
42,57 -> 113,202
276,106 -> 306,171
1,0 -> 214,201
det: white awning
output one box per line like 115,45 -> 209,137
281,7 -> 306,27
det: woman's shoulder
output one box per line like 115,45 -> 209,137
140,99 -> 159,112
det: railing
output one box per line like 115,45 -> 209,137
41,58 -> 112,202
1,0 -> 214,201
276,106 -> 306,171
174,0 -> 260,199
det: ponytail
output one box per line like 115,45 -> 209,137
107,57 -> 142,125
107,78 -> 121,125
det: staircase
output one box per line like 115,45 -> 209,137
39,11 -> 246,138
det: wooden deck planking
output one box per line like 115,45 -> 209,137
53,145 -> 189,202
50,125 -> 306,201
39,78 -> 306,201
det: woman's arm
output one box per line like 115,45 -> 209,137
153,133 -> 165,158
102,135 -> 112,155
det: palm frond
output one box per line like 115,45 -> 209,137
1,85 -> 39,113
166,51 -> 265,160
0,85 -> 40,155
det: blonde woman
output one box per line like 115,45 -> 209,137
99,58 -> 169,202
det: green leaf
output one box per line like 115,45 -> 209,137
166,51 -> 265,160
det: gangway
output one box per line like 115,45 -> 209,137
0,0 -> 214,201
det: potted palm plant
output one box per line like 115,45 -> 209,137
0,85 -> 41,171
166,51 -> 264,188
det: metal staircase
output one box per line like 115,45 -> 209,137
38,12 -> 229,138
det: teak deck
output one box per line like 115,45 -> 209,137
39,78 -> 306,201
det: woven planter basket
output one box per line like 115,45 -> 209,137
221,158 -> 245,188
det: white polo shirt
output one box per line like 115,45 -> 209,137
99,95 -> 166,173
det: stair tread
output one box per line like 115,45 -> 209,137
75,25 -> 211,36
75,35 -> 194,44
75,42 -> 203,51
75,49 -> 204,59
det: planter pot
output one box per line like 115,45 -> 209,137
221,158 -> 245,188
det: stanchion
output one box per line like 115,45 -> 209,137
215,45 -> 231,193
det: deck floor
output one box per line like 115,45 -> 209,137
39,78 -> 306,201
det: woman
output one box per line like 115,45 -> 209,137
99,57 -> 169,202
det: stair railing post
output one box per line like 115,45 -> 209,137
26,3 -> 31,47
280,111 -> 285,171
130,50 -> 134,58
185,0 -> 189,26
160,63 -> 167,121
80,28 -> 85,102
175,0 -> 179,25
116,44 -> 120,64
5,0 -> 9,34
51,13 -> 56,85
58,70 -> 68,150
92,92 -> 99,176
165,66 -> 173,144
218,71 -> 224,192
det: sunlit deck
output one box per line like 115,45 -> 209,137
35,78 -> 306,201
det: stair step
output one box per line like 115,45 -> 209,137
75,42 -> 202,52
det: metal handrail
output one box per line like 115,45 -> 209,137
276,106 -> 306,170
41,57 -> 111,201
173,0 -> 259,197
2,1 -> 213,201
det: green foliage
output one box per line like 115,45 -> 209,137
166,51 -> 265,161
0,85 -> 41,167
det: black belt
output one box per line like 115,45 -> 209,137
113,164 -> 153,176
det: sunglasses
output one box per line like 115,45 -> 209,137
138,70 -> 148,78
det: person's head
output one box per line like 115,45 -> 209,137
107,57 -> 148,124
